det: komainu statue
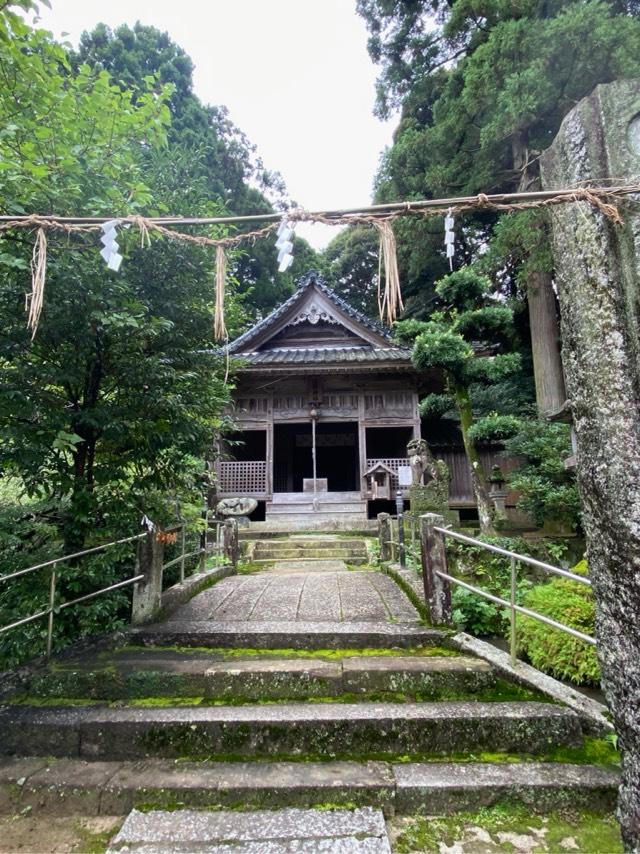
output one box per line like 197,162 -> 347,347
406,438 -> 452,519
406,438 -> 439,485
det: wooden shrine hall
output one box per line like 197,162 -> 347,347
215,271 -> 511,527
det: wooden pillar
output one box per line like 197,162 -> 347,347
412,391 -> 421,440
358,393 -> 367,499
265,410 -> 274,500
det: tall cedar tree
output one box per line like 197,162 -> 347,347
355,0 -> 640,412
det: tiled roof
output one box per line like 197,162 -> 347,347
227,271 -> 393,354
240,346 -> 412,366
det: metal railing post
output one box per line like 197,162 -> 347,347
45,569 -> 56,659
510,555 -> 517,665
419,513 -> 453,625
180,524 -> 186,583
199,496 -> 207,573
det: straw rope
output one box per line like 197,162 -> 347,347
214,245 -> 228,342
2,182 -> 637,337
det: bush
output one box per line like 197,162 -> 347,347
448,536 -> 538,636
504,420 -> 580,531
452,586 -> 504,635
515,569 -> 600,686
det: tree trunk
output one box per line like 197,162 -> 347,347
64,346 -> 103,553
527,269 -> 566,415
541,78 -> 640,851
454,382 -> 495,535
512,135 -> 567,415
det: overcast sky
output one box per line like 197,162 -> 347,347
35,0 -> 396,249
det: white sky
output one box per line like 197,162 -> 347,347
35,0 -> 396,249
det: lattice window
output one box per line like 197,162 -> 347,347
219,461 -> 267,495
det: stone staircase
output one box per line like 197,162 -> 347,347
246,534 -> 370,568
0,566 -> 620,851
265,491 -> 368,529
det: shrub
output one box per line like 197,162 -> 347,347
504,420 -> 580,531
515,569 -> 600,686
452,586 -> 504,636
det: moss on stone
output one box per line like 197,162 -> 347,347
391,803 -> 622,853
115,645 -> 461,660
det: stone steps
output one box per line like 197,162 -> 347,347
253,549 -> 368,560
0,757 -> 618,817
107,806 -> 391,853
19,652 -> 495,702
253,543 -> 368,555
128,621 -> 444,650
0,701 -> 582,760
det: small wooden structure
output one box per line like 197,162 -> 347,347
364,462 -> 395,500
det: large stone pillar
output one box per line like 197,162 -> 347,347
541,78 -> 640,850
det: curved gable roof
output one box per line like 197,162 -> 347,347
227,271 -> 393,354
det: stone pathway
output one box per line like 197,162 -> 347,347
173,570 -> 419,624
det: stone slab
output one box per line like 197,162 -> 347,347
22,759 -> 118,814
452,631 -> 613,734
269,559 -> 350,573
108,807 -> 391,853
0,701 -> 583,760
160,566 -> 234,619
101,760 -> 394,815
165,571 -> 420,626
394,761 -> 620,814
0,758 -> 619,818
128,621 -> 444,649
0,757 -> 48,812
25,653 -> 494,702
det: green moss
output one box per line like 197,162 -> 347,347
384,567 -> 429,622
74,821 -> 120,854
236,562 -> 264,575
546,735 -> 620,768
128,696 -> 204,707
392,803 -> 621,853
115,645 -> 460,660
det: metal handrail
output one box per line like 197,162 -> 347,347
1,511 -> 227,661
434,526 -> 591,586
436,570 -> 596,646
432,523 -> 596,663
0,532 -> 146,584
0,573 -> 145,635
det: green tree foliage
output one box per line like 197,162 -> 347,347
73,21 -> 318,317
0,9 -> 252,663
397,267 -> 522,532
504,420 -> 581,531
0,12 -> 231,548
323,226 -> 379,316
356,0 -> 640,324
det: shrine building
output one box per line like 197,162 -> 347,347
215,272 -> 511,527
